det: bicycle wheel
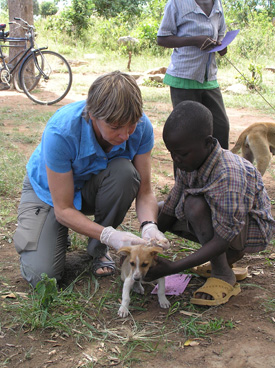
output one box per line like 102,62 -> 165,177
13,71 -> 23,92
14,64 -> 42,93
20,50 -> 72,105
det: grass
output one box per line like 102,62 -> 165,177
0,135 -> 26,196
263,297 -> 275,314
2,271 -> 235,366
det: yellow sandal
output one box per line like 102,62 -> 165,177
191,262 -> 248,281
190,277 -> 241,306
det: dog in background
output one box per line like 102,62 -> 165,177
117,244 -> 170,317
231,122 -> 275,176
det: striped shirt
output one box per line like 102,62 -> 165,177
162,140 -> 275,250
157,0 -> 226,83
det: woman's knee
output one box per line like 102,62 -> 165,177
107,158 -> 140,197
20,253 -> 64,288
16,211 -> 68,287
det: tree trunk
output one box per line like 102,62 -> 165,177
8,0 -> 33,88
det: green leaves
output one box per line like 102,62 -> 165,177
35,273 -> 58,310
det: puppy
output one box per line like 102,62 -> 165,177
117,244 -> 170,317
231,122 -> 275,176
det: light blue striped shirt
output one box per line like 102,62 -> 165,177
157,0 -> 226,83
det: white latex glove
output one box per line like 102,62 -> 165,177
100,226 -> 146,251
141,223 -> 170,250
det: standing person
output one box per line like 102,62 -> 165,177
157,0 -> 230,156
13,71 -> 168,287
146,101 -> 275,306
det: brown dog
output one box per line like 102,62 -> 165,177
231,122 -> 275,176
117,244 -> 170,317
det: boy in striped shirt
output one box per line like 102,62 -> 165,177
148,101 -> 274,306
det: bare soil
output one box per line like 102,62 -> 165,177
0,88 -> 275,368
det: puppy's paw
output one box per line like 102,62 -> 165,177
159,296 -> 170,309
133,282 -> 144,294
118,305 -> 129,318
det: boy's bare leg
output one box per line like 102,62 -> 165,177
226,248 -> 246,265
184,195 -> 243,300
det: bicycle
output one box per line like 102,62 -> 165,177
0,17 -> 72,105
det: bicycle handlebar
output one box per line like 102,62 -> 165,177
7,17 -> 36,41
9,17 -> 35,31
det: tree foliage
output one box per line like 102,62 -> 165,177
223,0 -> 275,26
0,0 -> 8,11
40,1 -> 58,17
45,0 -> 93,37
93,0 -> 149,19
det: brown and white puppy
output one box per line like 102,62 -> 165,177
231,122 -> 275,176
117,244 -> 170,318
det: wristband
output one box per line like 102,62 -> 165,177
140,221 -> 158,231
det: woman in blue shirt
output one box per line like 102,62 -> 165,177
13,71 -> 168,287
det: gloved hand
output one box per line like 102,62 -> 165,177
100,226 -> 146,251
141,223 -> 170,250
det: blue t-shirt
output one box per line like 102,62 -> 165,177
27,100 -> 154,210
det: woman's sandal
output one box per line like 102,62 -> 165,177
190,277 -> 241,306
91,254 -> 116,277
191,262 -> 248,281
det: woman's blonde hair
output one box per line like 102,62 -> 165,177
84,70 -> 143,126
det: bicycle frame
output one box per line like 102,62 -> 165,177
0,41 -> 48,83
0,41 -> 29,74
0,36 -> 47,76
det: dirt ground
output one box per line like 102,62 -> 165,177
0,88 -> 275,368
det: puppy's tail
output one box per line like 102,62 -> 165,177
231,131 -> 247,154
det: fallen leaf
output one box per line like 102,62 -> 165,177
179,310 -> 202,317
184,339 -> 200,347
189,341 -> 200,346
1,293 -> 16,299
251,270 -> 264,276
269,253 -> 275,260
83,353 -> 96,362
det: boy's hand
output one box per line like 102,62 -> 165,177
218,46 -> 227,56
145,256 -> 174,281
194,35 -> 217,51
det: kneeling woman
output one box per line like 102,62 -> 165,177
13,71 -> 168,287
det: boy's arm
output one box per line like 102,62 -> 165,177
158,211 -> 177,233
157,35 -> 217,50
146,231 -> 230,280
157,0 -> 217,51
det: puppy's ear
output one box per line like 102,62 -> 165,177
149,246 -> 163,257
117,246 -> 132,255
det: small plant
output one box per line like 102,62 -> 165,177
180,316 -> 235,338
23,273 -> 59,328
7,272 -> 92,332
237,63 -> 263,90
35,273 -> 58,310
142,78 -> 166,88
159,184 -> 170,194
